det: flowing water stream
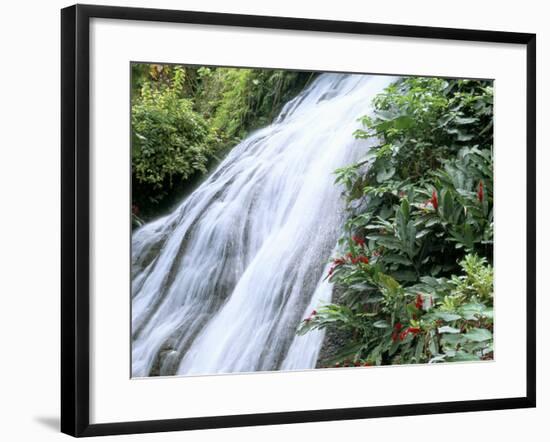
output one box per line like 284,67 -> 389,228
131,73 -> 396,377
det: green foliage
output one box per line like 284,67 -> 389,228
351,146 -> 493,284
299,253 -> 493,365
132,67 -> 211,188
131,63 -> 315,218
353,78 -> 493,183
195,67 -> 314,145
304,77 -> 494,368
132,67 -> 214,209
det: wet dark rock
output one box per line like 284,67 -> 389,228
316,288 -> 352,368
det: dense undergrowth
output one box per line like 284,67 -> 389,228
131,64 -> 315,222
299,77 -> 494,366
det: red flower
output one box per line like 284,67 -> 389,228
392,322 -> 403,342
430,190 -> 438,210
415,294 -> 423,310
399,326 -> 421,341
311,310 -> 317,316
477,180 -> 484,202
351,255 -> 369,264
328,258 -> 345,279
352,236 -> 365,247
346,252 -> 353,259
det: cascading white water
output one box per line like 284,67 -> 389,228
131,73 -> 396,377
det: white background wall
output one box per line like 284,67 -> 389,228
0,0 -> 546,440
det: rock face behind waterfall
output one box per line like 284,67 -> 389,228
131,73 -> 396,377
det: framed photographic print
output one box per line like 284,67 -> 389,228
61,4 -> 536,437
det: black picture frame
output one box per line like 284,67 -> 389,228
61,3 -> 536,437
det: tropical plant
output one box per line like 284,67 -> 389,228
132,67 -> 214,206
299,253 -> 493,366
300,76 -> 494,368
131,63 -> 316,219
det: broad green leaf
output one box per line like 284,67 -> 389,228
434,312 -> 462,322
401,198 -> 410,220
376,166 -> 395,182
377,273 -> 401,292
393,115 -> 414,130
438,326 -> 461,334
391,270 -> 417,282
454,117 -> 478,125
383,254 -> 412,265
441,333 -> 465,345
415,338 -> 424,362
463,328 -> 492,342
446,351 -> 480,362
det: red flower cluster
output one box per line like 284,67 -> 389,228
351,255 -> 369,265
399,327 -> 421,341
303,309 -> 317,323
477,180 -> 484,202
391,322 -> 403,342
392,323 -> 421,342
415,293 -> 423,310
327,258 -> 345,279
352,236 -> 365,247
327,252 -> 370,279
430,190 -> 439,210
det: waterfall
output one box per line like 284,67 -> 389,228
131,73 -> 396,377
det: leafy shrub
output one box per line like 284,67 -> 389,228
300,77 -> 494,367
131,64 -> 315,218
299,253 -> 493,365
196,68 -> 314,145
346,146 -> 493,285
132,67 -> 214,206
353,78 -> 493,183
